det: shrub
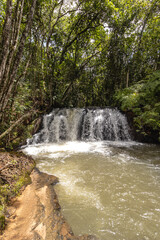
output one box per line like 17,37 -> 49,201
114,71 -> 160,142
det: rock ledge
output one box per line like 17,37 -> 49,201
1,168 -> 98,240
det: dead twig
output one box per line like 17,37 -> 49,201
0,163 -> 18,173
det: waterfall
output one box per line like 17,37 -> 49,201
28,108 -> 131,144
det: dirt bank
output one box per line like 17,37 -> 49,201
0,151 -> 35,232
0,167 -> 98,240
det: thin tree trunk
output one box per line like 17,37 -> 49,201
3,0 -> 25,85
60,11 -> 101,63
126,70 -> 129,88
0,0 -> 37,119
61,82 -> 73,104
0,110 -> 38,141
138,0 -> 158,50
0,0 -> 12,84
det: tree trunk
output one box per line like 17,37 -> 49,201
0,0 -> 12,85
0,0 -> 37,121
126,70 -> 129,88
0,110 -> 38,141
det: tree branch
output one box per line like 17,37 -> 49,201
0,110 -> 38,141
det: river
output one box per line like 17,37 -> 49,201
23,140 -> 160,240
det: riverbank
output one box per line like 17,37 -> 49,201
0,152 -> 98,240
0,151 -> 35,233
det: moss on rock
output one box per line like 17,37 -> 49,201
0,151 -> 35,233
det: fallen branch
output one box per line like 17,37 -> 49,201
0,163 -> 17,173
0,175 -> 11,184
0,110 -> 38,141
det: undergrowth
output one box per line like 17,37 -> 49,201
0,152 -> 35,233
114,70 -> 160,142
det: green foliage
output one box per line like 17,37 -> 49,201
0,151 -> 34,233
13,174 -> 31,194
0,0 -> 6,33
0,0 -> 160,146
0,173 -> 32,231
114,71 -> 160,141
0,184 -> 10,231
0,210 -> 5,231
0,174 -> 31,206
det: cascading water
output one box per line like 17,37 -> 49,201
28,108 -> 131,144
23,108 -> 160,240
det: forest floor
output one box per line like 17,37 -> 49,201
0,151 -> 35,187
0,151 -> 35,233
0,152 -> 98,240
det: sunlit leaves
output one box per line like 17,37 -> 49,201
1,0 -> 159,140
114,71 -> 160,140
0,0 -> 6,31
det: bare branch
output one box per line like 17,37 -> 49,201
0,110 -> 38,141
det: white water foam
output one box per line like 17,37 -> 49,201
28,108 -> 131,144
23,141 -> 140,158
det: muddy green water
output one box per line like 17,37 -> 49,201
24,141 -> 160,240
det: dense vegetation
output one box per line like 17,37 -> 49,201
0,0 -> 160,147
114,71 -> 160,142
0,151 -> 35,231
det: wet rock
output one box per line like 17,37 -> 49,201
0,168 -> 99,240
32,168 -> 59,189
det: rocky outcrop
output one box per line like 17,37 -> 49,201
1,168 -> 98,240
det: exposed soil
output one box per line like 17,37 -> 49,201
0,151 -> 35,233
0,153 -> 98,240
